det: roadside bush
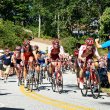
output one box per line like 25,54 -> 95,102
0,19 -> 23,50
61,37 -> 77,54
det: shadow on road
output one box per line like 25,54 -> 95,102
61,89 -> 77,94
64,84 -> 79,90
0,107 -> 24,110
38,86 -> 51,91
0,93 -> 11,95
100,102 -> 110,105
8,81 -> 17,82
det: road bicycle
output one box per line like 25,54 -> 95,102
51,60 -> 63,93
80,59 -> 101,99
26,63 -> 38,92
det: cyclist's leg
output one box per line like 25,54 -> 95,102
23,64 -> 28,87
28,56 -> 34,71
15,64 -> 22,84
35,63 -> 40,84
48,62 -> 54,77
35,65 -> 40,74
79,62 -> 85,89
57,61 -> 62,79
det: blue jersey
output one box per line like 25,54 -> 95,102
101,40 -> 110,59
0,52 -> 13,65
37,51 -> 46,65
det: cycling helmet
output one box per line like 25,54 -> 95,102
85,38 -> 94,46
15,46 -> 21,51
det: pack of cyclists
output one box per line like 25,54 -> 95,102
0,36 -> 110,97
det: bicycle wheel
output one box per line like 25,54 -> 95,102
52,73 -> 56,92
30,77 -> 34,92
80,71 -> 89,97
56,72 -> 63,93
27,79 -> 30,90
80,79 -> 88,96
27,73 -> 31,90
90,69 -> 101,99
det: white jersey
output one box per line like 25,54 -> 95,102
78,45 -> 99,59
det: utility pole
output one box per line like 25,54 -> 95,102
57,13 -> 60,39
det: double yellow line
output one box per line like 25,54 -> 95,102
20,86 -> 95,110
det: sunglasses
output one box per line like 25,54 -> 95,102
5,50 -> 9,52
16,49 -> 20,51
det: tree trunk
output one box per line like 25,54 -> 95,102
57,13 -> 60,39
38,14 -> 41,38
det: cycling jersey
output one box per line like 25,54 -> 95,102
37,51 -> 46,65
78,45 -> 99,61
48,45 -> 64,60
13,52 -> 21,64
21,45 -> 33,62
101,40 -> 110,59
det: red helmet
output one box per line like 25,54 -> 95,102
23,40 -> 30,46
85,38 -> 94,46
74,49 -> 79,57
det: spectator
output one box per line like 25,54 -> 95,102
95,34 -> 110,88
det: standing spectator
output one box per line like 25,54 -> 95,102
0,48 -> 13,83
0,49 -> 4,80
95,34 -> 110,88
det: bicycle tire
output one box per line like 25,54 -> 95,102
80,79 -> 88,96
90,69 -> 101,99
52,74 -> 56,92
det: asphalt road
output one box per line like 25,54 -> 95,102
0,71 -> 110,110
0,41 -> 110,110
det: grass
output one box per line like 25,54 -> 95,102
101,88 -> 110,96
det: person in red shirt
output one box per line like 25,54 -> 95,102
78,38 -> 100,89
47,39 -> 65,76
21,40 -> 34,87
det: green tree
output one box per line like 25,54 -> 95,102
99,7 -> 110,35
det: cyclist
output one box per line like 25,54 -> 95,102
0,48 -> 13,83
48,39 -> 65,77
78,38 -> 100,89
21,40 -> 34,87
11,46 -> 22,84
95,35 -> 110,88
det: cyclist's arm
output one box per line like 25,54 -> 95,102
59,46 -> 65,55
78,46 -> 85,62
32,49 -> 38,61
47,46 -> 51,58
